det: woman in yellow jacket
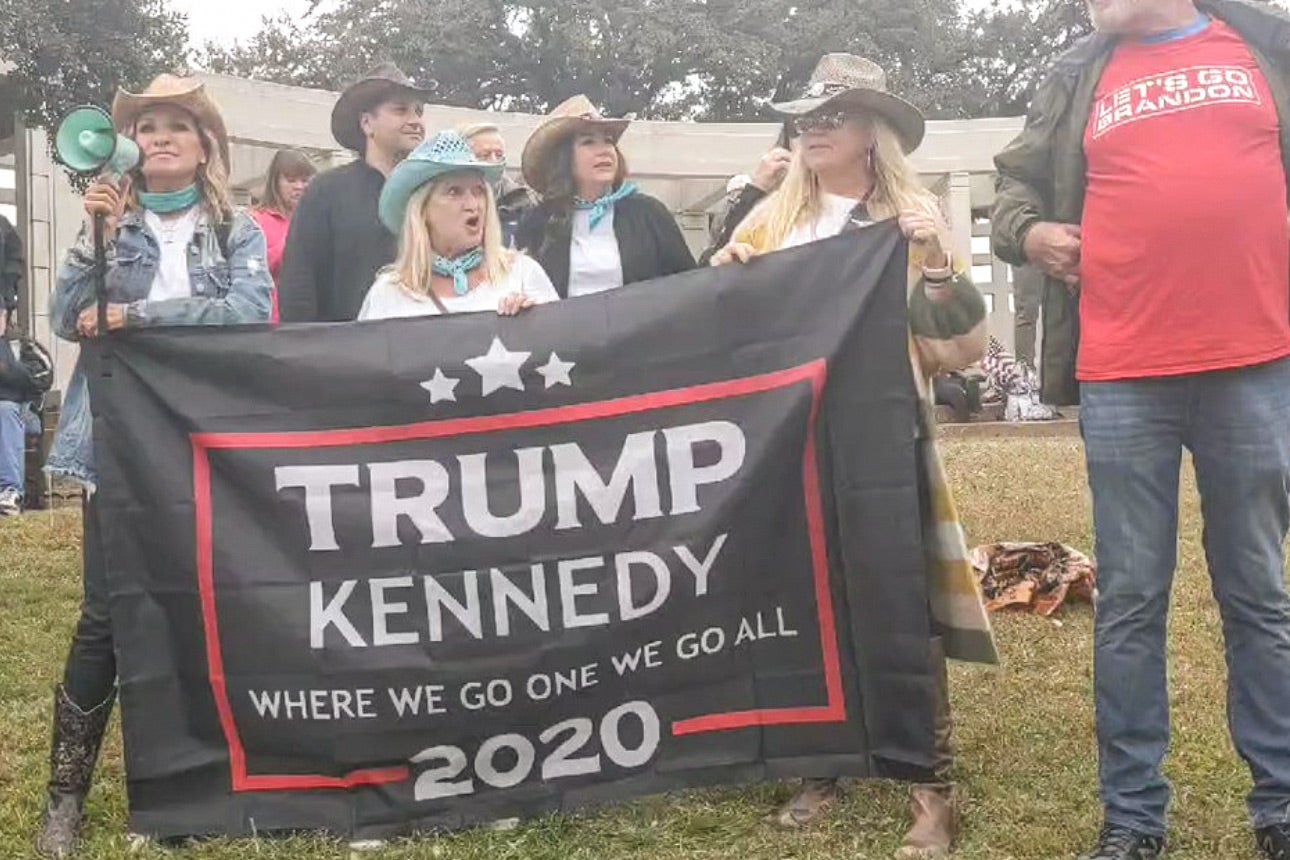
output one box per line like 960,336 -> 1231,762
712,54 -> 994,860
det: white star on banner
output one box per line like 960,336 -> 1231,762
419,368 -> 460,403
536,353 -> 575,389
465,337 -> 531,396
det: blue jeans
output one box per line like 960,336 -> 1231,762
0,399 -> 25,497
1081,358 -> 1290,835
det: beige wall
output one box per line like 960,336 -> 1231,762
16,74 -> 1027,388
15,125 -> 83,392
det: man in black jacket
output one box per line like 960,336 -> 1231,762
277,64 -> 429,322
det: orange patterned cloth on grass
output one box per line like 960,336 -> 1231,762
969,542 -> 1096,616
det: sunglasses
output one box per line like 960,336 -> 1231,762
790,111 -> 858,135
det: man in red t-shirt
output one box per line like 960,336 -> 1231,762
993,1 -> 1290,859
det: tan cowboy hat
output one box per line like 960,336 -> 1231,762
521,95 -> 631,195
331,63 -> 432,153
111,74 -> 230,167
772,54 -> 926,153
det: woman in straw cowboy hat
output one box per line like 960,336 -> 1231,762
711,54 -> 994,859
39,73 -> 272,857
516,95 -> 695,297
358,130 -> 557,319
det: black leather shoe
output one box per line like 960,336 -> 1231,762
1077,825 -> 1166,860
1257,823 -> 1290,860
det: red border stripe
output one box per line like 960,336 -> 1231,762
191,360 -> 845,792
670,366 -> 846,736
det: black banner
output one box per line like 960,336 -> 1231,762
89,224 -> 940,840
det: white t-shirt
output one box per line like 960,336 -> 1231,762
567,208 -> 624,298
357,254 -> 559,320
144,208 -> 200,302
780,193 -> 865,250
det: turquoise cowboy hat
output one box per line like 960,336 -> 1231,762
378,130 -> 506,233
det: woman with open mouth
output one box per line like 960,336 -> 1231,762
710,53 -> 994,860
515,95 -> 696,298
358,130 -> 557,320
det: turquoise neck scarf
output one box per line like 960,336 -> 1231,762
433,248 -> 484,296
575,182 -> 638,230
138,184 -> 201,214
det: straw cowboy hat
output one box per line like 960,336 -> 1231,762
773,54 -> 926,153
378,130 -> 505,233
331,62 -> 432,153
521,95 -> 631,195
111,74 -> 230,167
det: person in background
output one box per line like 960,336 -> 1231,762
358,130 -> 556,320
0,214 -> 27,515
457,121 -> 537,247
993,0 -> 1290,856
251,148 -> 317,321
37,74 -> 272,858
712,53 -> 993,860
1011,263 -> 1042,369
516,95 -> 695,297
0,326 -> 32,517
699,121 -> 797,265
277,63 -> 428,321
710,173 -> 753,246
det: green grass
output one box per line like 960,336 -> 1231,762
0,438 -> 1272,859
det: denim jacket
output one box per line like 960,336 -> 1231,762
46,207 -> 272,487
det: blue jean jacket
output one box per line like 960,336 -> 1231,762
46,207 -> 272,487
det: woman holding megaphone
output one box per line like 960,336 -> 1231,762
38,75 -> 271,857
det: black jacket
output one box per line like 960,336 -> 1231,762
515,193 -> 696,297
497,175 -> 538,248
699,185 -> 767,266
0,340 -> 36,403
277,160 -> 396,322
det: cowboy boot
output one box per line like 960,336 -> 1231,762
36,685 -> 115,858
894,783 -> 957,858
769,777 -> 844,829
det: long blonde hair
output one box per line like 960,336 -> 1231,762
125,114 -> 234,222
736,115 -> 939,251
390,176 -> 513,300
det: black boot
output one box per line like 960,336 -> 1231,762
1078,824 -> 1166,859
35,685 -> 115,858
1256,823 -> 1290,860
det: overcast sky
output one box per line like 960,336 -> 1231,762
168,0 -> 318,48
170,0 -> 1004,48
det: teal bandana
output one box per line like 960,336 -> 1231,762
433,248 -> 484,296
574,182 -> 638,230
138,184 -> 201,214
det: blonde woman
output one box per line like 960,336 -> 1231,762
359,130 -> 557,320
712,55 -> 992,860
41,74 -> 271,857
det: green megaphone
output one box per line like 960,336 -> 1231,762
54,106 -> 141,177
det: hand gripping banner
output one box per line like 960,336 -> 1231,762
88,224 -> 941,840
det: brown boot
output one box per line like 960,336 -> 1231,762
35,685 -> 115,858
893,783 -> 957,858
768,777 -> 843,829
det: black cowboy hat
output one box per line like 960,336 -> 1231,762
330,62 -> 432,152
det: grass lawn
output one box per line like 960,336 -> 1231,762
0,438 -> 1272,859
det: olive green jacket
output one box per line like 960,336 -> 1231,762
991,0 -> 1290,405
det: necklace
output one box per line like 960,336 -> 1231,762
152,209 -> 193,246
